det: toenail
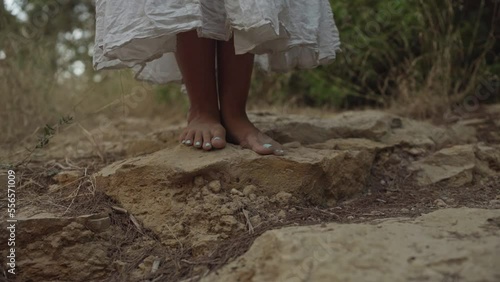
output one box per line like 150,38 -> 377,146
181,140 -> 186,144
205,142 -> 212,148
195,141 -> 201,147
263,143 -> 273,149
213,137 -> 222,141
185,140 -> 192,145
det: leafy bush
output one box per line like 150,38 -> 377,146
253,0 -> 499,116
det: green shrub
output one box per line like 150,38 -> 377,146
254,0 -> 499,115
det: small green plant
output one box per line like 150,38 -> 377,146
36,115 -> 73,149
14,115 -> 74,167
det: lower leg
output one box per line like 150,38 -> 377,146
217,37 -> 283,155
175,30 -> 226,150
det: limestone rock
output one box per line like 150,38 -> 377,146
124,139 -> 164,157
257,111 -> 397,145
475,144 -> 500,176
410,145 -> 476,187
202,208 -> 500,282
410,144 -> 500,187
309,138 -> 389,153
1,214 -> 114,282
254,111 -> 476,149
96,145 -> 374,249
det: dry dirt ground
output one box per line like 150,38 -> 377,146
1,105 -> 499,282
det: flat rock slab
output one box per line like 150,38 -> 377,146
254,111 -> 476,148
308,138 -> 390,153
98,145 -> 373,202
1,214 -> 113,281
410,144 -> 500,187
96,145 -> 374,247
203,208 -> 500,282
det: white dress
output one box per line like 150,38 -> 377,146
93,0 -> 341,84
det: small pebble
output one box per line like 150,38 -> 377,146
489,199 -> 500,209
231,188 -> 244,196
408,148 -> 426,156
194,176 -> 205,187
208,180 -> 221,193
243,185 -> 257,196
201,186 -> 210,196
250,215 -> 262,227
220,215 -> 238,226
277,210 -> 286,219
434,199 -> 448,208
400,208 -> 410,213
347,216 -> 355,220
248,193 -> 257,201
275,192 -> 293,205
268,215 -> 279,222
368,211 -> 385,216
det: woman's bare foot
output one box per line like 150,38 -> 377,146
179,109 -> 226,150
217,34 -> 284,155
215,36 -> 283,155
222,112 -> 284,155
175,31 -> 226,151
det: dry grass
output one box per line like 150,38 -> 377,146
0,62 -> 185,165
388,0 -> 498,119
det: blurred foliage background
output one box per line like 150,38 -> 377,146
0,0 -> 499,147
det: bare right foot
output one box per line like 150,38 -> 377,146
179,109 -> 226,150
175,31 -> 225,151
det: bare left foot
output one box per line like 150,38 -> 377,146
222,112 -> 284,156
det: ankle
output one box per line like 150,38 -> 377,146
220,108 -> 248,121
188,106 -> 220,122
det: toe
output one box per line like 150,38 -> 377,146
193,131 -> 203,149
252,143 -> 275,155
179,129 -> 188,144
184,130 -> 195,146
202,130 -> 213,151
249,133 -> 283,155
211,127 -> 226,149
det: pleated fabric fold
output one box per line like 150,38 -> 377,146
93,0 -> 341,84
